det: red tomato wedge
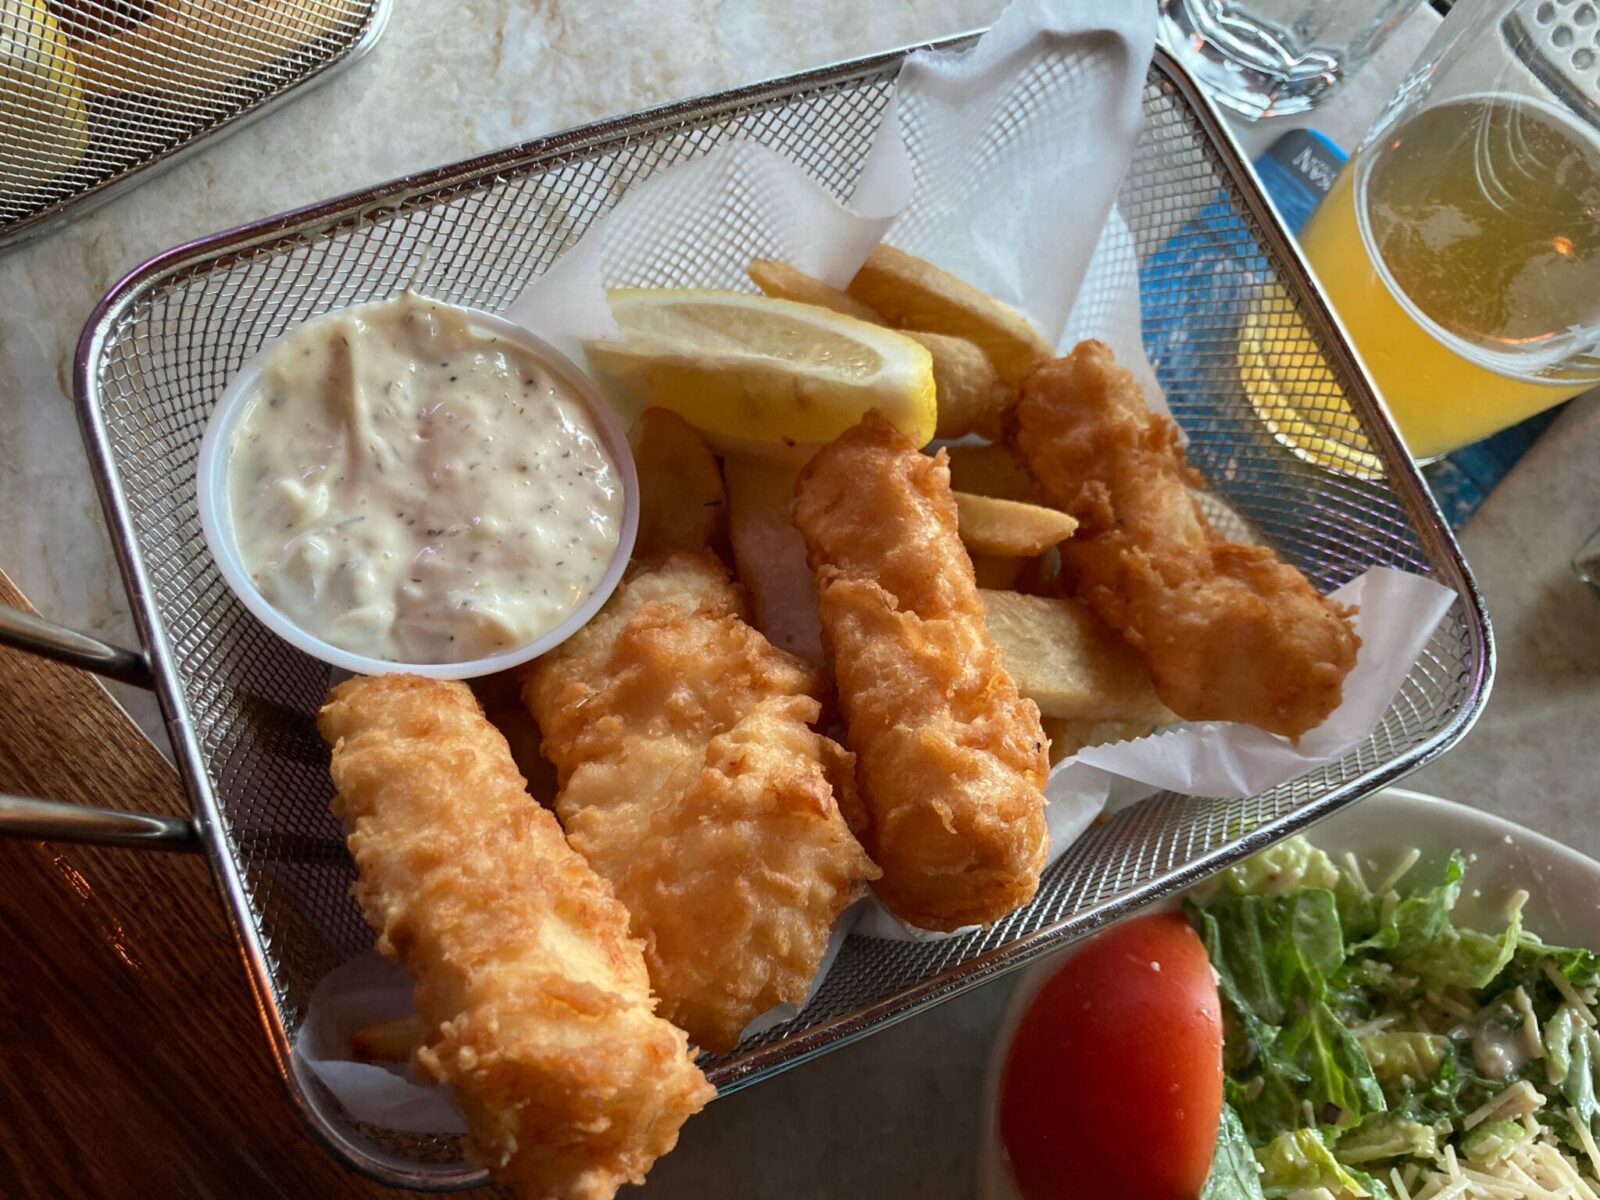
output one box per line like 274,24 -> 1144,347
998,911 -> 1224,1200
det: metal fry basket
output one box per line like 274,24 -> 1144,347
1,38 -> 1490,1191
0,0 -> 391,252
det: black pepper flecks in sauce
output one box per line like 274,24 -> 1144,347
226,291 -> 622,663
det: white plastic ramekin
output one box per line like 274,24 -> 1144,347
195,299 -> 639,679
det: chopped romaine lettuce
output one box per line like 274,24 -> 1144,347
1357,1032 -> 1448,1092
1196,835 -> 1600,1197
1201,1104 -> 1267,1200
1348,851 -> 1464,957
1558,1023 -> 1600,1128
1282,1001 -> 1388,1124
1461,1118 -> 1529,1165
1217,838 -> 1342,898
1189,882 -> 1385,1141
1345,851 -> 1521,991
1528,939 -> 1600,990
1331,1115 -> 1442,1164
1546,1003 -> 1585,1087
1255,1128 -> 1391,1199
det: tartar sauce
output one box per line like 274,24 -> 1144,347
226,291 -> 623,663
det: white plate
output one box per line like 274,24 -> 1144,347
976,787 -> 1600,1200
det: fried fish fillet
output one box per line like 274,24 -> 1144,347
793,413 -> 1050,932
318,674 -> 712,1200
1009,340 -> 1360,739
524,552 -> 877,1053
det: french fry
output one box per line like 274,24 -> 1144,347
955,492 -> 1078,557
1040,716 -> 1158,765
629,407 -> 726,556
846,244 -> 1053,386
1015,545 -> 1063,597
748,258 -> 886,324
351,1014 -> 426,1063
979,589 -> 1176,724
970,553 -> 1027,590
904,330 -> 1015,440
944,441 -> 1037,502
722,455 -> 826,669
747,259 -> 1017,438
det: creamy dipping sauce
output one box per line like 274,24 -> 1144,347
226,291 -> 623,663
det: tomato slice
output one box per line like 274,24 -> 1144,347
999,911 -> 1224,1200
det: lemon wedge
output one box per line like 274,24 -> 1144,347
587,288 -> 937,448
1,0 -> 89,196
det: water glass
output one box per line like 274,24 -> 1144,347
1158,0 -> 1426,119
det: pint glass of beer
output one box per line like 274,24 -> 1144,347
1274,0 -> 1600,461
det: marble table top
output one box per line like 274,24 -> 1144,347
2,3 -> 1597,1197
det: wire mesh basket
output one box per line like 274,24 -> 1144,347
44,37 -> 1488,1191
0,0 -> 390,251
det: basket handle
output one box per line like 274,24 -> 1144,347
0,603 -> 200,851
0,795 -> 202,852
0,603 -> 153,689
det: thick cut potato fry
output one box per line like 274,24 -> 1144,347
748,258 -> 885,324
748,259 -> 1018,438
1015,546 -> 1063,597
1041,716 -> 1159,765
352,1014 -> 426,1063
980,589 -> 1177,724
955,492 -> 1078,558
630,408 -> 726,556
903,329 -> 1014,440
722,454 -> 825,668
847,244 -> 1052,386
971,553 -> 1026,590
944,441 -> 1037,502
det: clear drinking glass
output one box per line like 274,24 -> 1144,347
1158,0 -> 1426,119
1292,0 -> 1600,460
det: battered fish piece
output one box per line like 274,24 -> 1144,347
1010,340 -> 1359,739
525,553 -> 877,1054
318,675 -> 712,1200
793,413 -> 1050,932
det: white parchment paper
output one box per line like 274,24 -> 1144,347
300,0 -> 1457,1121
507,0 -> 1157,390
299,950 -> 468,1134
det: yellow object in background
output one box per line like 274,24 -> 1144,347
1296,98 -> 1600,461
0,0 -> 89,193
72,0 -> 364,101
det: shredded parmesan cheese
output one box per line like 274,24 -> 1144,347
1464,1081 -> 1545,1130
1404,1132 -> 1600,1200
1545,962 -> 1598,1026
1509,985 -> 1545,1062
1374,848 -> 1423,897
1430,992 -> 1477,1022
1349,1012 -> 1402,1037
1343,851 -> 1371,896
1571,1105 -> 1600,1183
